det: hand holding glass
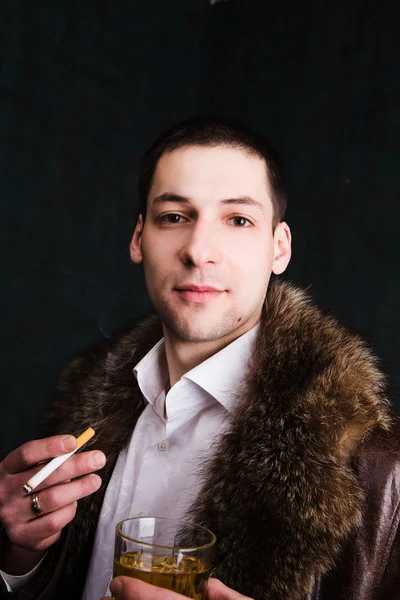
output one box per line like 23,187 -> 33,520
113,517 -> 216,600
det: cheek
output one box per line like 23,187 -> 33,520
232,243 -> 272,293
142,244 -> 176,295
142,236 -> 168,270
232,239 -> 273,273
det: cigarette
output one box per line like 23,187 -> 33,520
23,427 -> 95,493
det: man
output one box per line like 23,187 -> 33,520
0,117 -> 399,600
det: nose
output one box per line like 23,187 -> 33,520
179,220 -> 222,267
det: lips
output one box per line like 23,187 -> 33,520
176,285 -> 223,292
174,284 -> 225,303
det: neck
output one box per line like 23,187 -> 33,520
163,319 -> 260,387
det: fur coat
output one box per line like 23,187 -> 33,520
8,280 -> 400,600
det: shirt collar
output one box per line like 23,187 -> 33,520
133,338 -> 168,407
133,324 -> 259,413
182,325 -> 259,412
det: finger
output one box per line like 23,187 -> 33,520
29,474 -> 102,519
6,503 -> 77,551
2,474 -> 102,525
32,474 -> 102,516
207,579 -> 253,600
2,435 -> 77,474
110,577 -> 187,600
35,450 -> 106,489
6,450 -> 106,500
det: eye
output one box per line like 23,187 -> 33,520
159,213 -> 187,224
228,216 -> 252,227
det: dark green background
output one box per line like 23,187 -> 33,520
1,1 -> 399,458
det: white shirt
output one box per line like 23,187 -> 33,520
1,325 -> 258,598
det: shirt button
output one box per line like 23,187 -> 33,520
158,440 -> 169,451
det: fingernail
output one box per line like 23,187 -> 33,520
110,578 -> 123,597
90,474 -> 102,489
61,436 -> 77,452
89,452 -> 106,468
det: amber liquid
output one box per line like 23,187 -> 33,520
113,551 -> 210,600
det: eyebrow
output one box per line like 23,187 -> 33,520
151,193 -> 264,212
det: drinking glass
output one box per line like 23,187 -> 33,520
112,516 -> 216,600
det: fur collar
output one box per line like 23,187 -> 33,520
187,282 -> 389,599
46,280 -> 390,599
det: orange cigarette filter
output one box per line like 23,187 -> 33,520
76,427 -> 95,450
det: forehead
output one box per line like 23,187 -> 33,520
149,145 -> 273,211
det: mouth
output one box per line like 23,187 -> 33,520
174,285 -> 226,303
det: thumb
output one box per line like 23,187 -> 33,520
207,578 -> 253,600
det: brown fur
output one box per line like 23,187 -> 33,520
41,281 -> 390,599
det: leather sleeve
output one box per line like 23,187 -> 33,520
375,500 -> 400,600
1,533 -> 68,600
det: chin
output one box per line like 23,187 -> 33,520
163,313 -> 240,344
168,324 -> 218,343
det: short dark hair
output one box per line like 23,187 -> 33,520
138,116 -> 287,228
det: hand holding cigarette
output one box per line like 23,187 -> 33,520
0,429 -> 106,576
23,427 -> 96,493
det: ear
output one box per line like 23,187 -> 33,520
130,215 -> 144,264
272,221 -> 292,275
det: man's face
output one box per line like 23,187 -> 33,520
131,145 -> 291,343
